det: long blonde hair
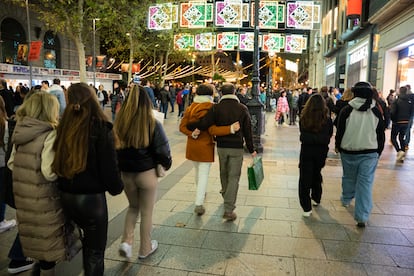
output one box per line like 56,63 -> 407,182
15,91 -> 59,128
114,84 -> 155,149
53,83 -> 108,179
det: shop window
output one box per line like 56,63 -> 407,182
43,31 -> 60,68
0,18 -> 26,64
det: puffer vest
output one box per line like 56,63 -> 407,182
13,130 -> 67,262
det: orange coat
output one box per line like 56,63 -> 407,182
179,101 -> 231,162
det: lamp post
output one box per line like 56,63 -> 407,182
92,18 -> 100,88
126,32 -> 133,83
191,56 -> 195,84
25,0 -> 32,86
246,0 -> 264,153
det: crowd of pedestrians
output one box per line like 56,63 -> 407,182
0,76 -> 413,275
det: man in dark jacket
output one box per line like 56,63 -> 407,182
335,81 -> 385,227
0,79 -> 15,117
188,83 -> 256,221
297,87 -> 312,116
159,84 -> 170,119
390,85 -> 413,161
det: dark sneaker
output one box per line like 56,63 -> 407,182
8,259 -> 35,274
356,222 -> 366,228
194,205 -> 205,216
223,212 -> 237,221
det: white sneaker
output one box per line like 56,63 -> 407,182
311,200 -> 320,206
0,219 -> 16,233
119,242 -> 132,259
302,211 -> 312,217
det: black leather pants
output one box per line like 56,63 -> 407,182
60,192 -> 108,276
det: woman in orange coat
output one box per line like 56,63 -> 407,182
179,84 -> 239,215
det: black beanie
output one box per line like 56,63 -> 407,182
351,81 -> 373,99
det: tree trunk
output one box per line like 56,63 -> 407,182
73,35 -> 86,82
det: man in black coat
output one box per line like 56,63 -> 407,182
0,79 -> 15,117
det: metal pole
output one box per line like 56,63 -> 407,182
251,0 -> 260,97
192,58 -> 195,84
25,0 -> 32,87
93,18 -> 96,88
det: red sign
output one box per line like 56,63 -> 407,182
347,0 -> 362,18
28,41 -> 43,61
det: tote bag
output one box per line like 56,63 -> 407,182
247,156 -> 264,190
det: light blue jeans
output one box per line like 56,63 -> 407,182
340,152 -> 379,223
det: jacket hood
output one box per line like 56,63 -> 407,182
12,117 -> 54,146
187,101 -> 213,120
349,97 -> 376,111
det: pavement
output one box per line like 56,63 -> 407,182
1,106 -> 414,276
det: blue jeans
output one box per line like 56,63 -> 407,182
160,103 -> 168,118
8,234 -> 26,261
340,152 -> 379,223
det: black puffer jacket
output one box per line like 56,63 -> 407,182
58,120 -> 123,195
390,94 -> 414,123
117,120 -> 172,172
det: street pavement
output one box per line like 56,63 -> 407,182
1,106 -> 414,276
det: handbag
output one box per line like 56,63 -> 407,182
247,156 -> 264,190
156,164 -> 166,177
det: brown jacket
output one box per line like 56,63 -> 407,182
9,117 -> 67,262
179,97 -> 231,162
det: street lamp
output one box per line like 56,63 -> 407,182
92,18 -> 100,88
25,0 -> 33,86
191,55 -> 195,84
280,77 -> 283,87
126,32 -> 133,83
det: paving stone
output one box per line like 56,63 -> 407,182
345,226 -> 412,246
386,245 -> 414,269
263,236 -> 326,259
238,218 -> 292,237
323,240 -> 396,266
158,245 -> 228,274
225,253 -> 295,276
202,231 -> 263,254
363,263 -> 414,276
291,221 -> 349,240
295,258 -> 366,276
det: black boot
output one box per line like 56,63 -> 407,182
83,247 -> 104,276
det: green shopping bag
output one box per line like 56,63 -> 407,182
247,156 -> 264,190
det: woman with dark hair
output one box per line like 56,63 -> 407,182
298,94 -> 333,217
53,83 -> 123,275
114,85 -> 172,260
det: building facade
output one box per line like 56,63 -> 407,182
0,2 -> 120,90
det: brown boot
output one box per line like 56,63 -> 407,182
223,211 -> 237,221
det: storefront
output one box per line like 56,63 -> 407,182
346,40 -> 369,88
396,44 -> 414,89
325,61 -> 336,88
0,63 -> 122,92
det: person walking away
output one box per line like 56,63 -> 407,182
142,79 -> 156,108
114,84 -> 172,260
297,87 -> 312,116
49,78 -> 67,117
53,83 -> 123,275
187,83 -> 256,221
275,90 -> 289,126
8,92 -> 78,275
176,87 -> 185,119
0,96 -> 16,233
289,90 -> 299,125
333,88 -> 353,127
298,94 -> 333,217
404,84 -> 414,150
390,86 -> 414,162
335,81 -> 385,227
179,84 -> 240,215
0,79 -> 15,117
159,84 -> 170,119
169,84 -> 176,112
96,84 -> 106,110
